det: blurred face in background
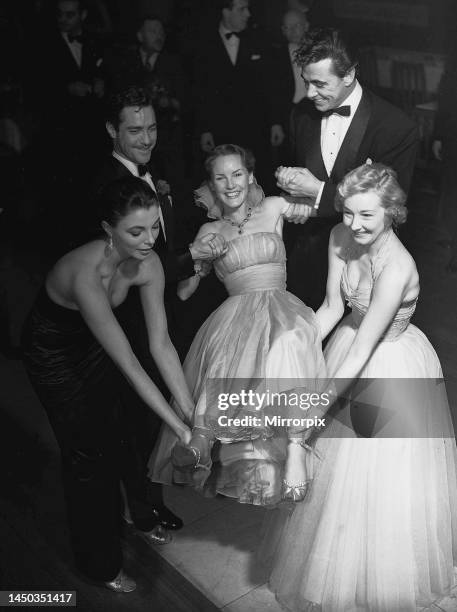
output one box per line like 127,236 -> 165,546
222,0 -> 250,33
57,0 -> 85,36
137,19 -> 166,55
282,10 -> 309,45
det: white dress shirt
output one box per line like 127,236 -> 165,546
219,22 -> 240,66
315,80 -> 363,206
289,43 -> 307,104
112,151 -> 166,240
62,32 -> 82,68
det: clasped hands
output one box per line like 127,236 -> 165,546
276,166 -> 322,198
189,232 -> 228,262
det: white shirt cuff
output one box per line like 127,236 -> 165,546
314,181 -> 325,209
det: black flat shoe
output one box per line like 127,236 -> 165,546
153,505 -> 183,530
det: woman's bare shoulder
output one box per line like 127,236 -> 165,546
329,223 -> 352,257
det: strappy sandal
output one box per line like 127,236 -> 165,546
282,437 -> 321,502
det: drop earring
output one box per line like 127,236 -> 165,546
105,233 -> 113,257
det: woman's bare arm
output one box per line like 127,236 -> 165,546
177,222 -> 219,301
316,225 -> 347,340
72,262 -> 190,441
138,253 -> 195,422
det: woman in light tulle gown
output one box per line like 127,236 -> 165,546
148,144 -> 326,505
263,163 -> 457,611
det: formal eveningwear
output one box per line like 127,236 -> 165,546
22,288 -> 125,581
285,87 -> 419,309
263,230 -> 457,611
149,230 -> 326,505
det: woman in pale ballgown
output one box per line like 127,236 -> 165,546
263,163 -> 457,611
149,144 -> 326,505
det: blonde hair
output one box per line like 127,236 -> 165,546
335,163 -> 407,228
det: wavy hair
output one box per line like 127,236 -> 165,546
335,163 -> 407,228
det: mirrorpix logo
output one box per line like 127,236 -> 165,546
215,386 -> 329,429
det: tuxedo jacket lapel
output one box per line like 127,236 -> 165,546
331,91 -> 371,180
305,112 -> 328,180
215,33 -> 236,71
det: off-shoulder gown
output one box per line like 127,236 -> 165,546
149,231 -> 326,505
263,231 -> 457,611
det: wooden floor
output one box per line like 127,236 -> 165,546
0,368 -> 218,612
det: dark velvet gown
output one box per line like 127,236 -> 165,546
22,287 -> 125,581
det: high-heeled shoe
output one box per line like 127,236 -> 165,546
282,437 -> 316,502
138,524 -> 172,545
103,569 -> 137,593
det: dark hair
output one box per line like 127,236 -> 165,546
217,0 -> 236,11
335,163 -> 407,228
295,28 -> 358,78
56,0 -> 87,13
97,176 -> 159,227
136,13 -> 165,33
204,144 -> 256,177
105,86 -> 154,130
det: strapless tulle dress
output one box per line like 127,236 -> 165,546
263,231 -> 457,611
149,231 -> 326,505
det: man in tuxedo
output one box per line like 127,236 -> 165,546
103,15 -> 188,191
43,0 -> 105,164
193,0 -> 278,188
32,0 -> 105,254
278,28 -> 419,309
92,86 -> 226,541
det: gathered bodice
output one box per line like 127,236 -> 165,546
214,232 -> 286,296
341,231 -> 417,341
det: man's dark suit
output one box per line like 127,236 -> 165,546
194,27 -> 273,185
91,156 -> 194,284
105,46 -> 187,106
285,88 -> 419,309
103,46 -> 189,203
91,156 -> 194,529
41,31 -> 103,105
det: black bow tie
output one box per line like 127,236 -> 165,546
68,34 -> 83,44
225,31 -> 240,40
138,164 -> 149,177
322,105 -> 351,118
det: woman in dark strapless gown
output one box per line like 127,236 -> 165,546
22,177 -> 193,592
149,144 -> 327,505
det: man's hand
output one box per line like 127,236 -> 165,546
68,81 -> 92,97
200,132 -> 215,153
190,232 -> 228,260
276,166 -> 323,199
271,124 -> 285,147
283,202 -> 315,224
432,139 -> 443,161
